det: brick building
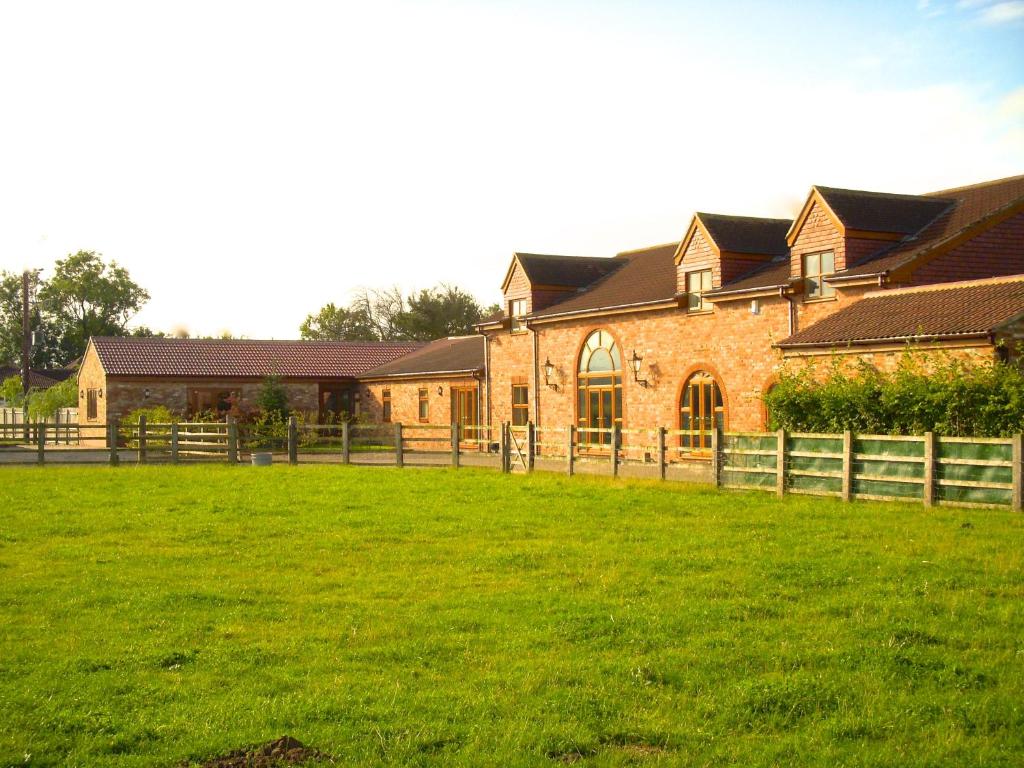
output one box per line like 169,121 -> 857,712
76,174 -> 1024,457
77,337 -> 422,427
476,174 -> 1024,455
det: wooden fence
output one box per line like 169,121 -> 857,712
3,416 -> 1021,510
719,430 -> 1019,509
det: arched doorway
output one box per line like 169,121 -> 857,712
680,370 -> 724,452
577,330 -> 622,449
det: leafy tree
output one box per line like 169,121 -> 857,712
301,284 -> 493,342
0,269 -> 62,368
256,375 -> 289,419
1,375 -> 23,406
300,302 -> 378,341
396,285 -> 489,340
26,377 -> 77,419
38,250 -> 150,363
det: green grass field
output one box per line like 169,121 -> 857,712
1,466 -> 1022,767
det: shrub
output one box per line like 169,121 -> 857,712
26,378 -> 77,419
256,375 -> 288,420
765,347 -> 1024,437
1,375 -> 24,407
122,406 -> 177,425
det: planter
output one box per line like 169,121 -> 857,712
251,452 -> 273,467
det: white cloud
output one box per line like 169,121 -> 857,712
978,0 -> 1024,23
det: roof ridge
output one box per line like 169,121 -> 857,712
815,185 -> 953,203
615,241 -> 680,256
924,172 -> 1024,198
514,252 -> 612,261
697,212 -> 793,224
865,273 -> 1024,298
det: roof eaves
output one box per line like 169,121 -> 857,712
776,330 -> 992,349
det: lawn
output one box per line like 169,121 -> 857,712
0,466 -> 1022,767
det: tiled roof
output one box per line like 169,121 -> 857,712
699,214 -> 792,255
514,253 -> 624,288
0,366 -> 67,389
832,174 -> 1024,280
816,186 -> 952,235
704,258 -> 795,297
529,243 -> 680,319
91,337 -> 424,378
777,276 -> 1024,348
360,335 -> 484,378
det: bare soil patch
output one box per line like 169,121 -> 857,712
189,736 -> 333,767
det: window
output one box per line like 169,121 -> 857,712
188,389 -> 234,418
576,330 -> 622,449
509,298 -> 527,333
686,269 -> 713,312
381,389 -> 391,422
679,371 -> 725,452
86,389 -> 98,420
802,251 -> 836,299
511,385 -> 529,426
418,388 -> 429,422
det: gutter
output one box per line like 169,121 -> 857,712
528,298 -> 677,324
358,368 -> 483,382
780,286 -> 796,336
775,330 -> 991,350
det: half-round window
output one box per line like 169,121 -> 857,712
577,330 -> 622,448
680,371 -> 725,452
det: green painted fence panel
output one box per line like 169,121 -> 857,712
853,477 -> 923,500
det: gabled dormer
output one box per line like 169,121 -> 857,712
674,213 -> 791,310
787,186 -> 952,298
498,252 -> 622,330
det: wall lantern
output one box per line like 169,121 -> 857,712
143,388 -> 150,399
543,357 -> 558,390
98,389 -> 103,398
629,350 -> 648,388
437,386 -> 443,396
79,389 -> 84,398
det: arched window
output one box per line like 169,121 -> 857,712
680,371 -> 724,452
577,330 -> 622,449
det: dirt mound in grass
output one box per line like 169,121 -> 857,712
191,736 -> 334,767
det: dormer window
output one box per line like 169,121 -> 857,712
803,251 -> 835,299
686,270 -> 713,312
509,298 -> 527,333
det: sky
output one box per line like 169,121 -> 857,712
1,0 -> 1022,339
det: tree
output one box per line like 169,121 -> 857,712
38,250 -> 150,363
300,284 -> 493,342
1,375 -> 23,406
300,302 -> 378,341
256,375 -> 289,419
26,377 -> 77,419
0,269 -> 62,368
396,285 -> 488,340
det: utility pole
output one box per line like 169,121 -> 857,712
22,270 -> 30,396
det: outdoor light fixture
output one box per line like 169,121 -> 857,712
543,357 -> 558,390
630,350 -> 648,387
144,388 -> 150,399
437,386 -> 443,396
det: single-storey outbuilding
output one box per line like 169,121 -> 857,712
77,337 -> 422,426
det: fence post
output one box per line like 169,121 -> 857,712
500,422 -> 510,473
138,415 -> 148,464
108,418 -> 120,466
1013,434 -> 1022,512
657,426 -> 667,481
711,425 -> 720,488
527,422 -> 535,472
37,421 -> 46,464
923,431 -> 935,507
22,405 -> 28,443
567,425 -> 575,476
394,422 -> 404,467
775,428 -> 785,498
170,423 -> 179,464
610,425 -> 619,478
841,430 -> 852,502
227,417 -> 238,464
288,415 -> 298,465
451,422 -> 460,468
53,410 -> 59,447
342,421 -> 350,465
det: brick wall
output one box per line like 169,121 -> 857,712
485,328 -> 536,426
100,378 -> 320,421
358,377 -> 480,426
677,225 -> 719,290
790,201 -> 846,278
782,343 -> 996,376
77,344 -> 107,425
